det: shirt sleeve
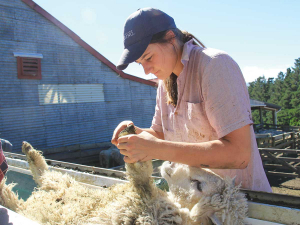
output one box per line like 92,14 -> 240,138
202,53 -> 253,139
0,140 -> 8,182
150,82 -> 163,133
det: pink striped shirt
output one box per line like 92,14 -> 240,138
151,40 -> 272,192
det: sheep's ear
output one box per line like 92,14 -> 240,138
190,202 -> 203,222
209,213 -> 222,225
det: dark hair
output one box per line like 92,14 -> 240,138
150,29 -> 205,107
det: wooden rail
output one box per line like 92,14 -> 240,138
257,131 -> 300,149
256,126 -> 300,179
254,123 -> 300,133
259,148 -> 300,178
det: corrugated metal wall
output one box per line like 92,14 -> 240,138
0,0 -> 157,152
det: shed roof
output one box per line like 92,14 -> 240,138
250,99 -> 281,111
149,78 -> 159,84
21,0 -> 156,87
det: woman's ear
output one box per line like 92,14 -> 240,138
165,30 -> 176,43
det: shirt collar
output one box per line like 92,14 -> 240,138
181,39 -> 196,63
176,39 -> 196,96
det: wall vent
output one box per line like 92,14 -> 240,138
13,52 -> 43,80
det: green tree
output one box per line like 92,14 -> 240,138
248,57 -> 300,126
269,72 -> 284,105
248,76 -> 270,102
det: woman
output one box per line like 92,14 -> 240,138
112,8 -> 271,192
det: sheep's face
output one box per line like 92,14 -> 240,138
161,162 -> 225,209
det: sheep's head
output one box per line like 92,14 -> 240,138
161,162 -> 247,224
161,162 -> 225,208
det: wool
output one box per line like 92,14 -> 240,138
0,141 -> 182,225
0,129 -> 248,224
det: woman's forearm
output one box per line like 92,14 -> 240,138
151,139 -> 249,169
123,125 -> 251,169
149,125 -> 252,169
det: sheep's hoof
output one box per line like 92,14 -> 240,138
119,124 -> 136,137
22,141 -> 34,155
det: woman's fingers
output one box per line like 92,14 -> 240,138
111,139 -> 118,145
115,129 -> 154,163
111,125 -> 127,145
119,148 -> 130,156
123,154 -> 149,163
111,121 -> 134,145
123,156 -> 138,163
140,155 -> 152,162
117,134 -> 135,144
119,145 -> 148,163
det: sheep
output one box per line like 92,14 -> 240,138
0,127 -> 182,225
160,161 -> 248,225
0,125 -> 248,225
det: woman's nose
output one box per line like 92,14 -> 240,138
143,64 -> 153,75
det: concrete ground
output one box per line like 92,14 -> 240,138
269,176 -> 300,196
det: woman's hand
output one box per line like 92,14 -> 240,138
117,131 -> 159,163
111,120 -> 134,146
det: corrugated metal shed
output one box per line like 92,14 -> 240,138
0,0 -> 157,152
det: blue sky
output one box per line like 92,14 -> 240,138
34,0 -> 300,83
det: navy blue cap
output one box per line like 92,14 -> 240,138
117,8 -> 176,71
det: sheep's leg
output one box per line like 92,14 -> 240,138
0,178 -> 23,212
22,141 -> 48,186
125,160 -> 154,199
119,125 -> 155,199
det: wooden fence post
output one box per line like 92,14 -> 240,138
272,137 -> 275,147
295,132 -> 300,149
291,132 -> 295,149
257,138 -> 260,148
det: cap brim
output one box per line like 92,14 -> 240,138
116,35 -> 152,71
